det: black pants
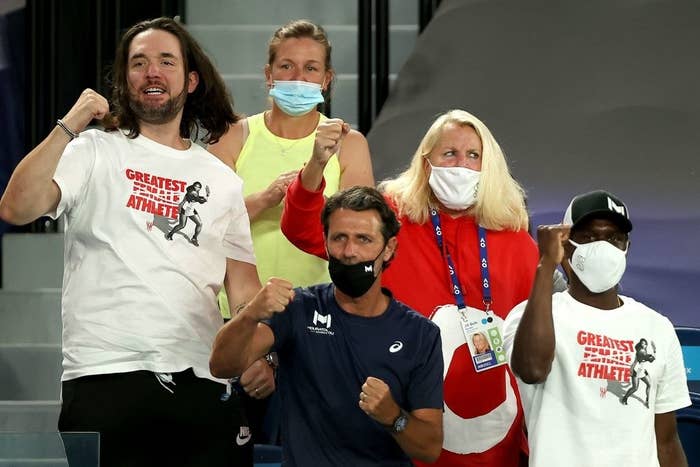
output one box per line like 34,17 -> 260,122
58,369 -> 252,467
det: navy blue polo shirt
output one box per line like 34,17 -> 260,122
266,283 -> 443,467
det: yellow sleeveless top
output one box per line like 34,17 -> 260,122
221,112 -> 340,315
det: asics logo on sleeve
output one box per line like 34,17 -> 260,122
389,341 -> 404,353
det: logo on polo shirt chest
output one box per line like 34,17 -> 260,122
307,310 -> 335,335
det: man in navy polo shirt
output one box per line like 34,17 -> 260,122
211,186 -> 444,466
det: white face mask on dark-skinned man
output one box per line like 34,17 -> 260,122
568,239 -> 628,293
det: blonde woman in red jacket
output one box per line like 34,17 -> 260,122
281,109 -> 538,467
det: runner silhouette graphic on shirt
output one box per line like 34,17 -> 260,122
620,338 -> 656,408
165,181 -> 209,246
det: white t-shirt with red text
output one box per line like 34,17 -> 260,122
504,291 -> 690,467
50,129 -> 255,382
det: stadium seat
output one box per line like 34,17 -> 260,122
254,443 -> 282,467
677,392 -> 700,466
675,327 -> 700,394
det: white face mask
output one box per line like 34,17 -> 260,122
427,163 -> 480,211
568,239 -> 627,293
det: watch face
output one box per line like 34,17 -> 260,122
393,413 -> 408,433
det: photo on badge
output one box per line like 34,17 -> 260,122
467,327 -> 508,372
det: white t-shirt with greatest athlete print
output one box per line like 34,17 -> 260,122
504,291 -> 690,467
50,129 -> 255,382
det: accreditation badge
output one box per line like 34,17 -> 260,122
458,307 -> 507,372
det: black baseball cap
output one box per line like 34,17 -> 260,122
562,190 -> 632,233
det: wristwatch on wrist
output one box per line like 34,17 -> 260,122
390,408 -> 409,434
264,352 -> 279,370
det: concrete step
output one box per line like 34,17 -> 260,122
0,289 -> 62,345
0,345 -> 62,400
0,432 -> 68,466
0,461 -> 66,467
186,0 -> 417,27
190,24 -> 417,75
0,460 -> 67,466
0,432 -> 99,466
2,233 -> 63,291
0,401 -> 61,432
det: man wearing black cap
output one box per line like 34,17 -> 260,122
503,190 -> 690,467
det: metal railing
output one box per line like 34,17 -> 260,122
357,0 -> 442,134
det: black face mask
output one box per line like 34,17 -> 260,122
328,249 -> 384,298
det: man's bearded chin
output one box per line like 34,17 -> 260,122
129,88 -> 188,125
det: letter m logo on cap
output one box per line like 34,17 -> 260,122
607,197 -> 626,217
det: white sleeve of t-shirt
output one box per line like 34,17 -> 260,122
654,318 -> 692,413
222,194 -> 256,264
503,300 -> 527,365
48,132 -> 97,219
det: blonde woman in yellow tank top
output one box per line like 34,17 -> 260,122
209,20 -> 374,320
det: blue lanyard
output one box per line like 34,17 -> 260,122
429,209 -> 492,311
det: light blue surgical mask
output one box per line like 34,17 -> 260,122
269,80 -> 325,116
